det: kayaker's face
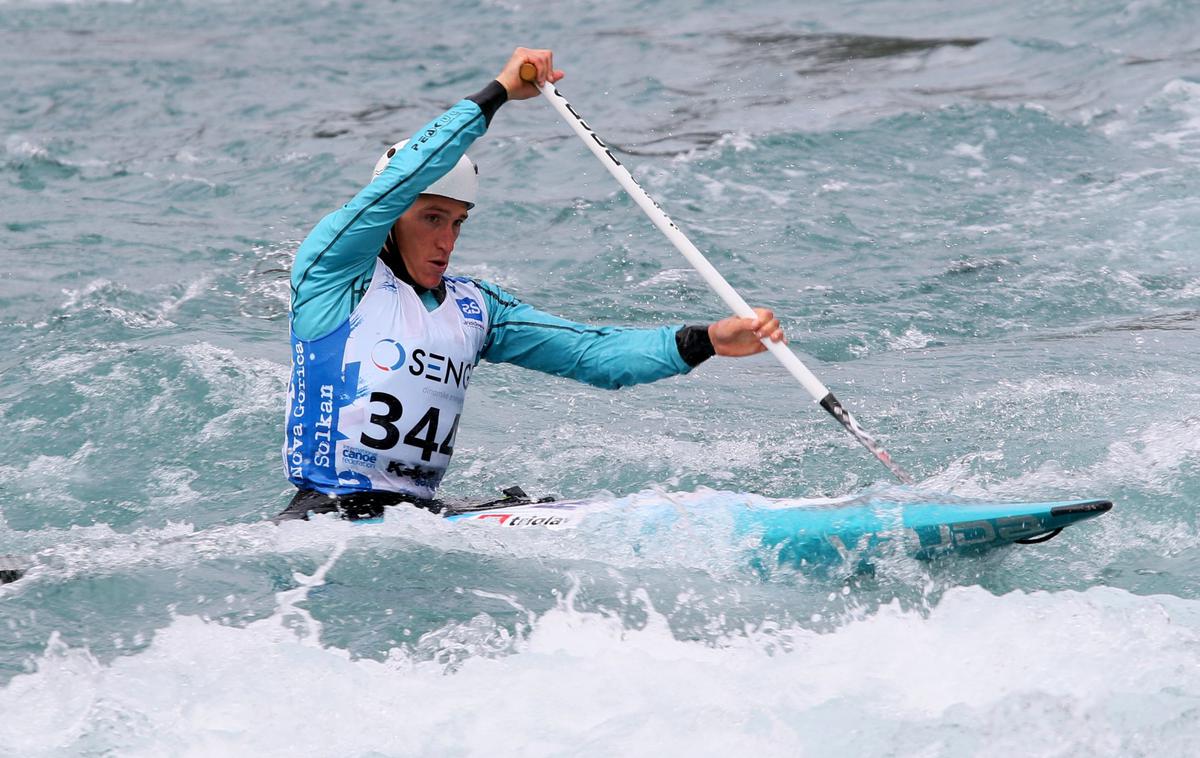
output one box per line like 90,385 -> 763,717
394,194 -> 469,289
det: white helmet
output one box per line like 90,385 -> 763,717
372,140 -> 478,208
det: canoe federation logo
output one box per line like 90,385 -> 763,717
371,339 -> 406,371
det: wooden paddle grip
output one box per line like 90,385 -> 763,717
519,62 -> 537,83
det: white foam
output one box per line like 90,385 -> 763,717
2,584 -> 1198,756
950,142 -> 987,162
932,411 -> 1200,502
1136,78 -> 1200,153
0,441 -> 97,504
55,277 -> 185,330
3,135 -> 49,160
181,342 -> 288,441
140,171 -> 218,188
635,268 -> 695,288
154,276 -> 210,320
886,326 -> 939,351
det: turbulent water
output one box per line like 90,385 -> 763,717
3,0 -> 1200,754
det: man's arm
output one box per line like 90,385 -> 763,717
289,91 -> 500,340
288,47 -> 563,341
475,281 -> 783,389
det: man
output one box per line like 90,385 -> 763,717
279,48 -> 784,520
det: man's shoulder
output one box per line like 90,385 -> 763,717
444,276 -> 522,308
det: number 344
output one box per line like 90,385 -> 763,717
359,392 -> 459,461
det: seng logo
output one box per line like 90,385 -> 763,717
371,339 -> 406,371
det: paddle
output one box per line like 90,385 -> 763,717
518,63 -> 914,484
0,554 -> 23,584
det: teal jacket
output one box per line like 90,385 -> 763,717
289,90 -> 704,390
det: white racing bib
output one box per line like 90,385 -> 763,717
284,260 -> 489,498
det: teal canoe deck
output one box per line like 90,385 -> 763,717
445,495 -> 1113,566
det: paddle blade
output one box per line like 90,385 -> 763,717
0,554 -> 26,585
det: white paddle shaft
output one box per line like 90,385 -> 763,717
520,65 -> 913,484
528,80 -> 828,400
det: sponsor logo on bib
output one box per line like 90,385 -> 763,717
371,339 -> 406,371
342,447 -> 378,469
456,297 -> 483,324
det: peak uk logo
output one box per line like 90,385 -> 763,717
371,339 -> 406,371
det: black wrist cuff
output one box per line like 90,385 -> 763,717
466,80 -> 509,126
676,325 -> 715,367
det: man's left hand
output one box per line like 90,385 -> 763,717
709,308 -> 785,357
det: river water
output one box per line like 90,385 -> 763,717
2,0 -> 1200,755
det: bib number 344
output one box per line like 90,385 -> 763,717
360,392 -> 459,461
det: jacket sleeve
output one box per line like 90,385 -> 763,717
474,280 -> 694,390
289,101 -> 489,340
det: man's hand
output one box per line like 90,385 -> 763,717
709,308 -> 785,357
496,47 -> 564,100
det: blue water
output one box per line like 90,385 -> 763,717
3,0 -> 1200,754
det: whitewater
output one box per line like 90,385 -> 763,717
3,0 -> 1200,754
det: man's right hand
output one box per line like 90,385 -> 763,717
496,47 -> 564,100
